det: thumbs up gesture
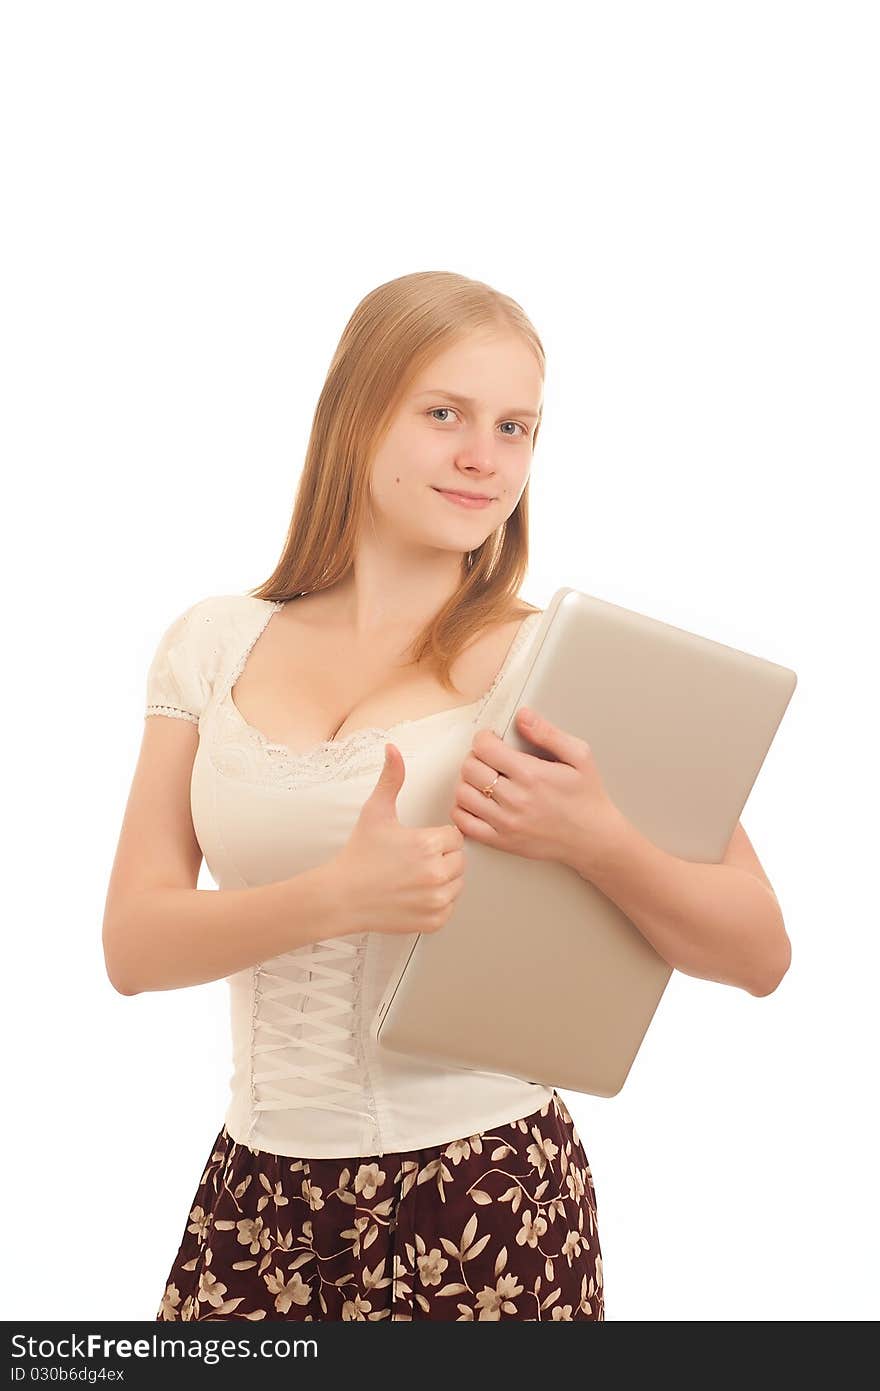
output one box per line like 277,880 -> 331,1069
328,744 -> 467,938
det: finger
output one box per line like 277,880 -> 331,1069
440,848 -> 466,881
456,779 -> 506,825
461,750 -> 509,800
453,804 -> 502,845
434,822 -> 465,852
470,727 -> 533,779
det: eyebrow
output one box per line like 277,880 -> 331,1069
414,388 -> 541,420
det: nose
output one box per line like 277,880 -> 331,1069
453,449 -> 497,485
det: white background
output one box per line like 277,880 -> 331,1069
2,1 -> 876,1322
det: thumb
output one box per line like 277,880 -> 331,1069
361,742 -> 405,822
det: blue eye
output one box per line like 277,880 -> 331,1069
428,407 -> 528,437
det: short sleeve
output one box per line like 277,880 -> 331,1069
144,596 -> 228,725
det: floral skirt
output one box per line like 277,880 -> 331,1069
156,1088 -> 604,1322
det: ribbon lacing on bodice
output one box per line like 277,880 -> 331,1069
247,934 -> 381,1137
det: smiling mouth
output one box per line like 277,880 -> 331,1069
432,487 -> 495,502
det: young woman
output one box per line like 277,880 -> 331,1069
103,270 -> 788,1322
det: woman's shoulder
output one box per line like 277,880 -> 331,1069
171,590 -> 274,621
491,604 -> 544,648
144,593 -> 277,724
148,593 -> 277,671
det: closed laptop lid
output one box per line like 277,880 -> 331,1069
372,586 -> 797,1098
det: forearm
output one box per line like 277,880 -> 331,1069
104,860 -> 347,996
567,813 -> 791,996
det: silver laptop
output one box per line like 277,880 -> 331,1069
369,585 -> 797,1098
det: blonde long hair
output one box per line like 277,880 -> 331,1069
249,270 -> 545,694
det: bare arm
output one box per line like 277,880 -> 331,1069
102,716 -> 348,996
104,863 -> 346,995
565,810 -> 790,997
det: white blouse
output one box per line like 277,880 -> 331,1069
144,594 -> 554,1158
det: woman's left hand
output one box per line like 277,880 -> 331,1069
449,705 -> 625,875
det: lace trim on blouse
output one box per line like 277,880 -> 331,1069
145,702 -> 199,725
206,603 -> 542,788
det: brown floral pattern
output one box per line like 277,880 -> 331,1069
156,1089 -> 603,1321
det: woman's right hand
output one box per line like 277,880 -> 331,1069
327,743 -> 466,937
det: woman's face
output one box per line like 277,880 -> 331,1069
367,331 -> 543,556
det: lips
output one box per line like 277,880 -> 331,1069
433,487 -> 494,501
